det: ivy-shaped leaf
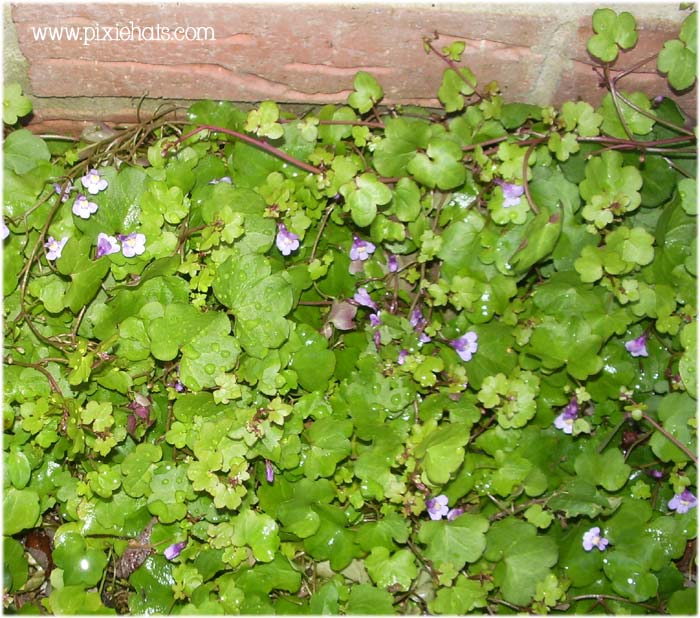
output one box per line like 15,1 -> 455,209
408,138 -> 466,190
657,12 -> 697,90
3,83 -> 32,125
347,71 -> 384,114
587,8 -> 638,62
438,67 -> 477,113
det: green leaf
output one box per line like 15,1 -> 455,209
365,547 -> 418,591
429,574 -> 493,614
3,83 -> 33,125
418,514 -> 489,570
342,173 -> 392,228
408,138 -> 466,190
658,15 -> 697,91
649,393 -> 696,463
587,9 -> 638,62
574,445 -> 631,491
678,177 -> 697,215
372,118 -> 430,177
244,101 -> 284,139
345,583 -> 395,615
347,72 -> 384,114
438,68 -> 476,113
415,422 -> 471,484
231,510 -> 280,562
3,488 -> 41,534
485,518 -> 558,606
53,532 -> 108,587
3,129 -> 51,174
600,91 -> 655,138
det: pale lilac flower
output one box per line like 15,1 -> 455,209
44,236 -> 68,261
80,168 -> 108,194
53,182 -> 72,202
648,469 -> 665,480
668,490 -> 697,514
369,312 -> 381,327
582,526 -> 609,551
426,494 -> 450,520
96,232 -> 120,258
447,507 -> 464,521
554,398 -> 579,435
397,349 -> 409,365
118,232 -> 146,258
387,254 -> 399,273
495,179 -> 525,208
625,334 -> 648,358
1,219 -> 9,240
353,287 -> 377,310
450,331 -> 478,362
276,223 -> 300,256
373,329 -> 381,349
328,300 -> 357,331
208,176 -> 232,185
265,460 -> 275,483
164,541 -> 187,561
419,332 -> 432,344
349,236 -> 376,261
174,380 -> 185,393
72,194 -> 98,219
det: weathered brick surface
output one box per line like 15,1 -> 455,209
7,3 -> 696,132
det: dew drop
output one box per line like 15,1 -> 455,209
212,343 -> 220,352
205,363 -> 216,375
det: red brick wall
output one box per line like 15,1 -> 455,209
8,3 -> 696,134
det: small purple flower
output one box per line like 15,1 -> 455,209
387,254 -> 399,273
208,176 -> 232,185
373,329 -> 381,349
668,490 -> 697,514
554,398 -> 579,434
53,182 -> 72,202
410,308 -> 426,330
265,460 -> 275,483
353,287 -> 377,310
349,236 -> 376,261
127,394 -> 151,421
164,541 -> 187,561
44,236 -> 68,261
447,507 -> 464,521
426,494 -> 450,520
174,380 -> 185,393
397,349 -> 409,365
2,219 -> 9,240
96,232 -> 121,258
653,95 -> 665,106
369,312 -> 381,327
450,331 -> 478,362
118,232 -> 146,258
80,168 -> 108,194
419,332 -> 432,344
648,469 -> 665,480
72,194 -> 99,219
495,179 -> 525,208
625,334 -> 648,358
276,223 -> 300,256
582,526 -> 609,552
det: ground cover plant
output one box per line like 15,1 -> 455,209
2,6 -> 697,614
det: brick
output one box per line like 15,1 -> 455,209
13,3 -> 550,105
9,3 -> 695,132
